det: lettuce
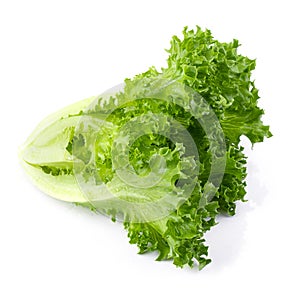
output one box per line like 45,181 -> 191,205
20,26 -> 271,269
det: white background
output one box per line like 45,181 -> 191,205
1,0 -> 299,299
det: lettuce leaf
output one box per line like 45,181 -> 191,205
20,26 -> 271,269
